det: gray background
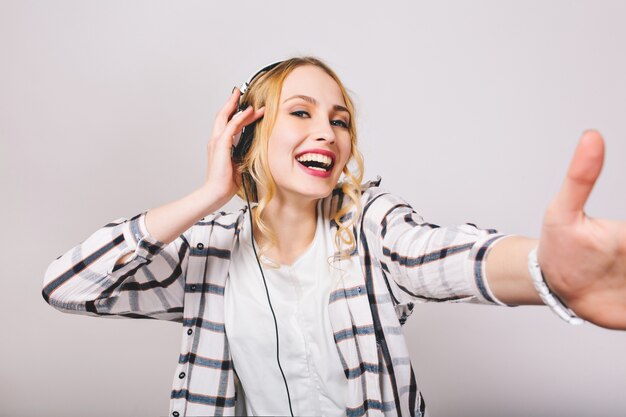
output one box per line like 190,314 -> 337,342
2,1 -> 626,416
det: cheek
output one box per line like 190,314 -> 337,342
266,135 -> 294,175
339,140 -> 353,168
268,121 -> 301,152
272,115 -> 302,138
267,146 -> 288,175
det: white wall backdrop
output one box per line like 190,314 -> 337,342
2,1 -> 625,416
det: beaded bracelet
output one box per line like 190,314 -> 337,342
527,247 -> 585,325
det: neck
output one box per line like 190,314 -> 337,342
251,191 -> 318,265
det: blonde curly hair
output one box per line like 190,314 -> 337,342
235,56 -> 364,267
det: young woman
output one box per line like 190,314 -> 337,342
42,57 -> 626,417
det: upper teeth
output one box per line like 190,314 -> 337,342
296,153 -> 333,167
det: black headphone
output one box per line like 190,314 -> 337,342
232,60 -> 295,417
231,60 -> 284,164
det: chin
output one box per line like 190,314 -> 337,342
290,182 -> 335,200
273,169 -> 343,201
301,187 -> 333,200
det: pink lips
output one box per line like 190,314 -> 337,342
294,148 -> 336,163
295,148 -> 336,178
296,161 -> 333,178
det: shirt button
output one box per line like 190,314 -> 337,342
172,412 -> 180,417
187,328 -> 193,335
197,243 -> 204,250
179,372 -> 186,379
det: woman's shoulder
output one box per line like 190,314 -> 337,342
359,175 -> 387,201
330,175 -> 398,205
325,175 -> 397,220
330,175 -> 380,197
328,175 -> 415,220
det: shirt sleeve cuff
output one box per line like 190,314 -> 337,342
467,233 -> 518,306
119,211 -> 168,263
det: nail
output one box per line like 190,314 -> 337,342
232,86 -> 239,94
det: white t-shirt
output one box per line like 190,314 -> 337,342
225,200 -> 348,416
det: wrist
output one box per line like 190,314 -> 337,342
527,247 -> 585,325
195,184 -> 232,215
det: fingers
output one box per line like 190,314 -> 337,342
222,106 -> 265,143
213,87 -> 242,136
208,105 -> 265,153
553,130 -> 605,214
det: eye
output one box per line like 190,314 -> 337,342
291,110 -> 310,118
291,109 -> 349,129
331,119 -> 349,129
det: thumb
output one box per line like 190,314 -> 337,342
552,130 -> 605,215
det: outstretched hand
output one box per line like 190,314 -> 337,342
538,130 -> 626,330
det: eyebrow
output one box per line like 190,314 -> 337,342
282,94 -> 349,114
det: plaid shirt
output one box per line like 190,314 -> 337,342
42,177 -> 508,417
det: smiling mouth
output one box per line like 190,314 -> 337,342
296,159 -> 334,172
295,154 -> 335,172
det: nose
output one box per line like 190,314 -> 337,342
313,118 -> 336,144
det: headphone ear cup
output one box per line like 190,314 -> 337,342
232,121 -> 256,164
231,60 -> 282,165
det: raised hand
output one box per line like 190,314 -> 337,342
204,87 -> 265,207
538,130 -> 626,330
138,89 -> 264,246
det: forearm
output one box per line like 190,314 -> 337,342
115,186 -> 224,266
486,235 -> 543,305
145,185 -> 225,244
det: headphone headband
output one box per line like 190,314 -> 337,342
238,61 -> 284,96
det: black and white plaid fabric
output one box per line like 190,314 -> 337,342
43,177 -> 509,417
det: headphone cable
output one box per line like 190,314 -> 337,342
241,173 -> 294,417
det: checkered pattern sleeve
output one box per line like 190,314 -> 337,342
42,211 -> 190,322
361,186 -> 512,306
